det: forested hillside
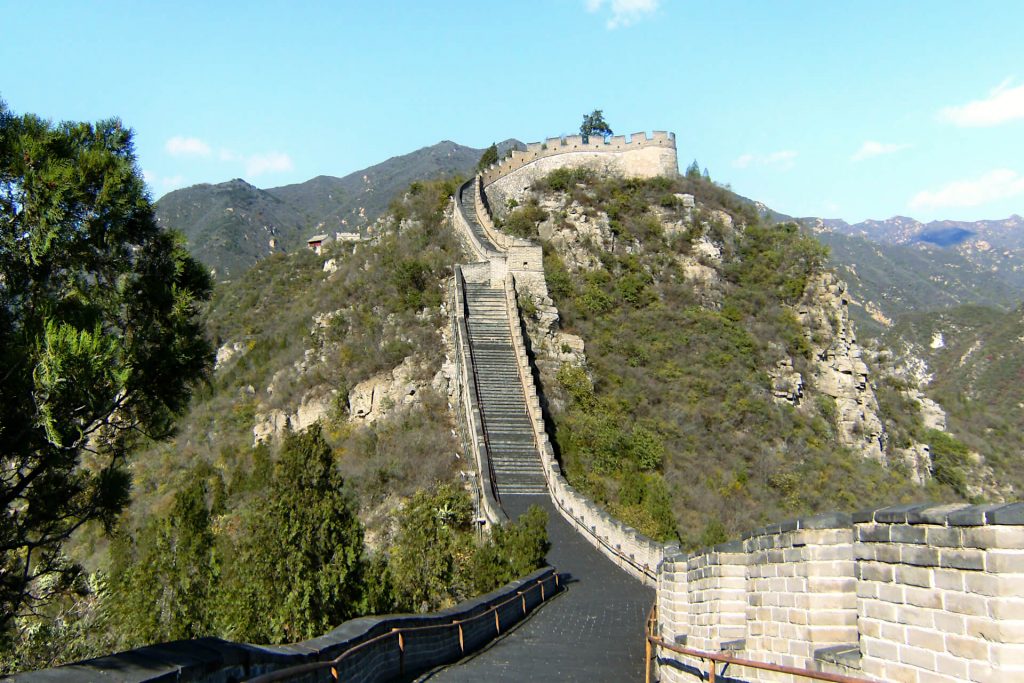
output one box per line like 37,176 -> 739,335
879,304 -> 1024,495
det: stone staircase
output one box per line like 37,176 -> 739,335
458,180 -> 494,250
463,282 -> 547,496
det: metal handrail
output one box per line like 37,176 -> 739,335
644,604 -> 874,683
245,573 -> 559,682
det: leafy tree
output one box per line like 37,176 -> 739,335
0,102 -> 212,640
107,475 -> 217,646
389,483 -> 474,612
389,486 -> 550,612
216,425 -> 365,643
685,159 -> 701,179
469,505 -> 549,593
580,109 -> 613,141
477,142 -> 498,171
924,429 -> 971,498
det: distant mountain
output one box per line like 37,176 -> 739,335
812,229 -> 1021,333
155,179 -> 304,280
781,215 -> 1024,330
820,214 -> 1024,250
156,139 -> 523,278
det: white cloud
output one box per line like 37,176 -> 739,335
733,153 -> 755,169
586,0 -> 659,29
909,169 -> 1024,209
732,150 -> 798,170
165,136 -> 211,157
163,136 -> 294,179
939,78 -> 1024,127
851,140 -> 910,162
245,152 -> 294,177
142,170 -> 185,193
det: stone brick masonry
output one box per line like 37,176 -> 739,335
656,503 -> 1024,683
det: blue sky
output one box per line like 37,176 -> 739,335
3,1 -> 1023,223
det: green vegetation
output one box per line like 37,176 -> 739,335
530,170 -> 945,548
389,486 -> 548,612
500,199 -> 547,239
0,102 -> 212,649
477,142 -> 498,171
1,175 -> 549,672
580,109 -> 613,140
102,427 -> 547,652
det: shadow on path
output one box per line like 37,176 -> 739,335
424,496 -> 654,682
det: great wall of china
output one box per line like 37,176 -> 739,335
17,132 -> 1024,682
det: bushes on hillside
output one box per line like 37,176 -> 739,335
534,169 -> 929,549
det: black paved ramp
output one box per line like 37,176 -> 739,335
423,496 -> 654,682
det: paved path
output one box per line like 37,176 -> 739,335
423,496 -> 654,682
438,177 -> 654,680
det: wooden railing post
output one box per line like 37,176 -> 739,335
645,637 -> 652,683
392,629 -> 405,677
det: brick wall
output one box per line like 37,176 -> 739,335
480,131 -> 677,188
656,503 -> 1024,683
854,503 -> 1024,683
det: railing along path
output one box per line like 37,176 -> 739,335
644,605 -> 874,683
245,574 -> 559,682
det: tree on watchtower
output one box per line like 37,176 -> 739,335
580,109 -> 613,142
477,142 -> 498,171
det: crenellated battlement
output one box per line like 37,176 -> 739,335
481,130 -> 677,187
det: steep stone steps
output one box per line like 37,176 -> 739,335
464,282 -> 547,496
458,181 -> 498,252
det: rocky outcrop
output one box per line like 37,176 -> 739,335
348,356 -> 427,423
214,341 -> 247,370
799,272 -> 887,461
253,409 -> 289,444
769,358 -> 804,405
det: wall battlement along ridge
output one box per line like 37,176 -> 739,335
481,130 -> 677,188
452,267 -> 506,526
504,274 -> 667,585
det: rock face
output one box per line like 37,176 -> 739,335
214,341 -> 247,370
799,272 -> 886,461
253,409 -> 289,444
769,358 -> 804,405
348,356 -> 425,423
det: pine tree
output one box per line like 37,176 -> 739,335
0,100 -> 212,639
580,109 -> 614,141
216,426 -> 365,643
477,142 -> 498,171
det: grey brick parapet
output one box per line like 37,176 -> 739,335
656,503 -> 1024,683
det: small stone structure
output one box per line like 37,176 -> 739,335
307,233 -> 330,254
655,503 -> 1024,682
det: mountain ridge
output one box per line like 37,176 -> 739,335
155,138 -> 524,278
